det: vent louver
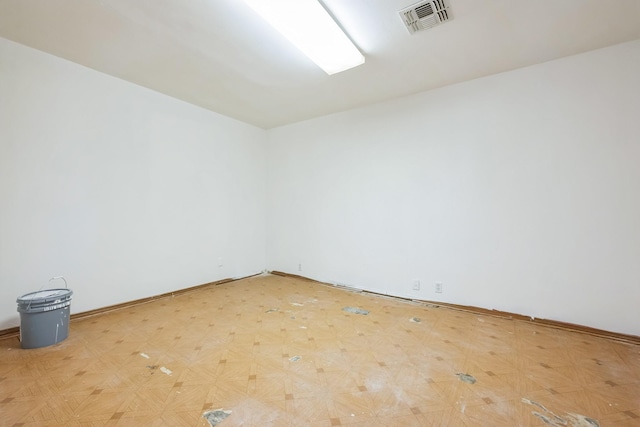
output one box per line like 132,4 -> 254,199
399,0 -> 452,34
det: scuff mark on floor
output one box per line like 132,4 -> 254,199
343,307 -> 369,315
455,373 -> 477,384
522,398 -> 600,427
566,413 -> 600,427
160,366 -> 172,376
146,365 -> 158,374
409,317 -> 421,323
532,411 -> 567,426
289,355 -> 301,362
522,398 -> 550,413
203,409 -> 231,426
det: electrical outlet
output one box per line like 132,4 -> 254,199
412,280 -> 420,290
435,282 -> 443,293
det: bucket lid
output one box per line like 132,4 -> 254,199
17,288 -> 73,305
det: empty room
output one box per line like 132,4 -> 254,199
1,0 -> 639,426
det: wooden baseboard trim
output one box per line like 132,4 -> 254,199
68,277 -> 238,322
270,271 -> 640,346
0,275 -> 251,340
0,326 -> 19,340
410,300 -> 640,345
270,271 -> 315,281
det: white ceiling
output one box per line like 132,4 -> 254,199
1,0 -> 639,129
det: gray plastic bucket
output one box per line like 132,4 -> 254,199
17,288 -> 73,349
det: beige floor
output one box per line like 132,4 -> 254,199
1,274 -> 639,426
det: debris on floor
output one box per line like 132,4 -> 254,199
343,306 -> 369,315
265,308 -> 279,313
522,398 -> 600,427
139,352 -> 150,359
565,413 -> 601,427
289,355 -> 301,362
521,398 -> 549,413
203,409 -> 232,427
146,365 -> 158,373
290,302 -> 304,306
409,317 -> 421,323
160,366 -> 172,376
455,373 -> 477,384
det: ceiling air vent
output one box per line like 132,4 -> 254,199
399,0 -> 452,34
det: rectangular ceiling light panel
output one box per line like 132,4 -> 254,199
242,0 -> 365,75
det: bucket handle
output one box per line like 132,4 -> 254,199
26,276 -> 68,311
49,276 -> 68,289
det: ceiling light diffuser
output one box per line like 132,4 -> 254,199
242,0 -> 365,75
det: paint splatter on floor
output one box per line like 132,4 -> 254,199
522,398 -> 600,427
409,317 -> 421,323
342,306 -> 369,315
203,409 -> 232,426
521,398 -> 550,413
532,411 -> 568,426
455,373 -> 477,384
566,413 -> 600,427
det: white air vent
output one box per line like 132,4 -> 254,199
399,0 -> 452,34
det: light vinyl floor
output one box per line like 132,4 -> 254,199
1,274 -> 639,426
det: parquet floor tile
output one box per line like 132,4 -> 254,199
1,274 -> 638,426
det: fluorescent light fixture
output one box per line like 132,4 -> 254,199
242,0 -> 365,75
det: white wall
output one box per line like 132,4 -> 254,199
267,40 -> 640,336
3,35 -> 639,337
0,37 -> 266,329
